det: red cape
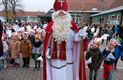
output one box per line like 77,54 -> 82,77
42,20 -> 86,80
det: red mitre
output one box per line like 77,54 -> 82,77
53,0 -> 68,12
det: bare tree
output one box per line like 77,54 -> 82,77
8,0 -> 23,22
78,8 -> 88,27
72,0 -> 94,28
0,0 -> 9,22
75,2 -> 88,28
0,0 -> 23,22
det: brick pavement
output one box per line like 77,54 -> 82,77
86,68 -> 123,80
0,66 -> 123,80
0,40 -> 123,80
0,67 -> 42,80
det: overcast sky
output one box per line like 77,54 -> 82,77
0,0 -> 55,12
22,0 -> 55,12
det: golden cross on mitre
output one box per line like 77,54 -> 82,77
58,0 -> 64,7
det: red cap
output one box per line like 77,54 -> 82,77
53,0 -> 68,11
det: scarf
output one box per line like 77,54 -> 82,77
34,40 -> 42,48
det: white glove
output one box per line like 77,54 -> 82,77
79,29 -> 87,39
46,54 -> 51,59
86,57 -> 92,64
46,48 -> 51,59
37,56 -> 43,61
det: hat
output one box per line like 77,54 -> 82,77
109,38 -> 118,46
101,34 -> 109,40
53,0 -> 68,11
30,29 -> 35,34
93,38 -> 102,44
37,28 -> 43,33
24,31 -> 30,35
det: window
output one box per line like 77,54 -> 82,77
117,14 -> 121,22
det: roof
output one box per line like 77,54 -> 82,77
67,0 -> 113,12
108,0 -> 123,9
39,0 -> 113,18
0,11 -> 45,17
91,6 -> 123,17
0,11 -> 5,16
40,9 -> 54,18
16,11 -> 45,17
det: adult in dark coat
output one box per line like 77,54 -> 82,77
118,26 -> 123,61
0,20 -> 3,57
118,26 -> 123,45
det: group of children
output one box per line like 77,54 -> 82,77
0,31 -> 43,71
86,37 -> 123,80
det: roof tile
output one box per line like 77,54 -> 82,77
67,0 -> 113,11
0,11 -> 45,17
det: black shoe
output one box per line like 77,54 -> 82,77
22,64 -> 26,67
36,67 -> 40,70
14,63 -> 20,67
26,64 -> 29,68
33,68 -> 36,71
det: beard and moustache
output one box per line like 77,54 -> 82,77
52,10 -> 72,44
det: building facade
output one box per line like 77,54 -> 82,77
0,11 -> 45,23
91,6 -> 123,25
39,0 -> 113,25
91,0 -> 123,25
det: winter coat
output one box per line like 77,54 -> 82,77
114,45 -> 122,60
0,22 -> 3,57
28,35 -> 35,45
120,46 -> 123,56
0,41 -> 9,60
21,39 -> 32,58
86,47 -> 103,70
103,48 -> 116,65
0,39 -> 3,57
9,40 -> 21,59
3,41 -> 8,53
118,27 -> 123,40
32,40 -> 43,55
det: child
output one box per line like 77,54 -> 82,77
103,39 -> 117,80
0,35 -> 9,68
21,32 -> 32,68
32,33 -> 43,70
86,38 -> 103,80
9,32 -> 21,67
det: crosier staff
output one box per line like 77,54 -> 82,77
0,20 -> 3,57
79,27 -> 87,80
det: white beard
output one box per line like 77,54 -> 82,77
52,11 -> 72,44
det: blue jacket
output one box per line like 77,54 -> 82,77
103,49 -> 116,65
114,45 -> 121,60
119,45 -> 123,57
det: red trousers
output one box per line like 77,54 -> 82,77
103,64 -> 113,80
